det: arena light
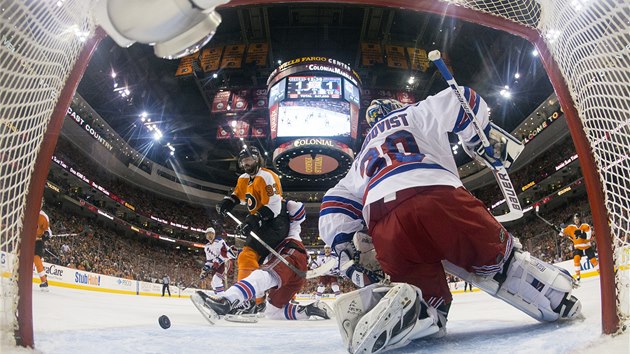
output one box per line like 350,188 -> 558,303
514,73 -> 520,79
532,49 -> 539,57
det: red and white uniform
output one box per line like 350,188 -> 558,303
319,87 -> 512,309
204,237 -> 236,294
221,200 -> 313,320
314,252 -> 340,298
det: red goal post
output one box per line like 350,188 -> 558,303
0,0 -> 627,350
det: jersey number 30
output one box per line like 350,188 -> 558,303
359,130 -> 423,178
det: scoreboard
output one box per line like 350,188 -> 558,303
267,56 -> 362,182
286,76 -> 342,99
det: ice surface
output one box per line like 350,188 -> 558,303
28,276 -> 628,353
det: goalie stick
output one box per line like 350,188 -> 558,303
226,211 -> 306,278
428,50 -> 523,223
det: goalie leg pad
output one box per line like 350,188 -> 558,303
332,283 -> 391,351
443,249 -> 582,322
350,283 -> 440,354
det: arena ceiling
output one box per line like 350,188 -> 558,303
76,2 -> 554,192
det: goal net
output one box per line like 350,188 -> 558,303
0,0 -> 95,348
0,0 -> 627,349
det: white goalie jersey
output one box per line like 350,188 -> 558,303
319,87 -> 490,247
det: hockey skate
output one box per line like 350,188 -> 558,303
298,300 -> 333,320
224,299 -> 261,323
190,291 -> 222,325
39,281 -> 49,292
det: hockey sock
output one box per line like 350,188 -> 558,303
237,246 -> 260,281
225,269 -> 279,306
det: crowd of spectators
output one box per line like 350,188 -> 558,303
472,136 -> 578,207
44,203 -> 203,287
42,132 -> 600,297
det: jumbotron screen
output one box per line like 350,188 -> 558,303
286,76 -> 342,99
277,99 -> 351,137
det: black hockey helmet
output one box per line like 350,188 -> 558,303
238,146 -> 262,175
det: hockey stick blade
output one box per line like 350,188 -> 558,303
429,50 -> 523,223
226,212 -> 306,278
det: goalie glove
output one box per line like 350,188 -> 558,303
41,231 -> 51,242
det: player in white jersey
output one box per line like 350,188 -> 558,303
313,246 -> 341,299
319,90 -> 581,353
194,200 -> 332,321
200,227 -> 237,295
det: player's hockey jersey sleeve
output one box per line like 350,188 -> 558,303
287,200 -> 306,239
232,176 -> 248,203
427,86 -> 490,145
319,175 -> 365,249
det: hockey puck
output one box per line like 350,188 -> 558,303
158,315 -> 171,329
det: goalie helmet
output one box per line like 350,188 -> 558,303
365,99 -> 405,127
238,146 -> 262,175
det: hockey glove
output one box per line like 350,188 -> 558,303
41,231 -> 51,242
200,264 -> 214,279
575,229 -> 587,239
345,264 -> 381,288
216,195 -> 238,217
236,213 -> 262,236
331,235 -> 357,275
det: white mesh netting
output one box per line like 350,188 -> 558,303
0,0 -> 94,347
461,0 -> 630,330
0,0 -> 627,348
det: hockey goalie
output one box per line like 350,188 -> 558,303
318,93 -> 582,354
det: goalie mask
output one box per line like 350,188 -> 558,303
238,146 -> 262,175
365,99 -> 405,127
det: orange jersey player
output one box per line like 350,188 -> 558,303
216,146 -> 289,313
35,210 -> 51,290
560,213 -> 599,281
